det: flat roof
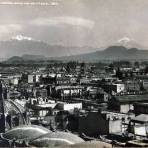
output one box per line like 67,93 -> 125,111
131,114 -> 148,123
112,94 -> 148,103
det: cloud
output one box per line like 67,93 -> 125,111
11,34 -> 33,41
32,16 -> 95,29
117,37 -> 133,44
0,24 -> 22,34
0,1 -> 59,6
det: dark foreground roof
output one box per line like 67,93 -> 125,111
60,140 -> 112,148
29,131 -> 84,147
2,125 -> 51,141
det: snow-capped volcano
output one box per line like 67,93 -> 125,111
11,35 -> 33,41
0,36 -> 96,58
116,37 -> 145,49
117,37 -> 132,44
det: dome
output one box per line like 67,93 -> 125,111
60,140 -> 112,148
2,99 -> 25,115
0,99 -> 30,132
29,131 -> 84,147
0,82 -> 25,116
2,125 -> 51,141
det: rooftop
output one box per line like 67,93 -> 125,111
111,94 -> 148,104
29,131 -> 84,147
131,114 -> 148,123
2,125 -> 51,141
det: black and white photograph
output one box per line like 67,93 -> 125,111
0,0 -> 148,147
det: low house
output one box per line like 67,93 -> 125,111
70,77 -> 77,84
129,114 -> 148,138
108,94 -> 148,113
87,87 -> 109,103
142,80 -> 148,90
54,102 -> 82,112
101,82 -> 125,95
35,88 -> 47,99
27,99 -> 57,123
28,73 -> 41,84
53,85 -> 84,99
28,74 -> 36,84
56,77 -> 70,85
125,80 -> 141,92
78,110 -> 129,136
41,76 -> 56,85
80,77 -> 91,85
134,103 -> 148,115
10,77 -> 20,85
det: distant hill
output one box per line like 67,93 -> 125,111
54,46 -> 148,62
22,54 -> 46,61
4,45 -> 148,63
0,39 -> 96,58
7,56 -> 24,63
5,54 -> 47,64
2,35 -> 148,62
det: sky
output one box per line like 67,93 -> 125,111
0,0 -> 148,49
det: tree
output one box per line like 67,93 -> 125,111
66,61 -> 77,73
144,66 -> 148,74
116,67 -> 123,79
134,61 -> 139,68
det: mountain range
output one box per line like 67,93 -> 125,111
1,35 -> 148,62
5,45 -> 148,63
51,46 -> 148,62
0,37 -> 97,58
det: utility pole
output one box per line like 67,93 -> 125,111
0,81 -> 6,133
